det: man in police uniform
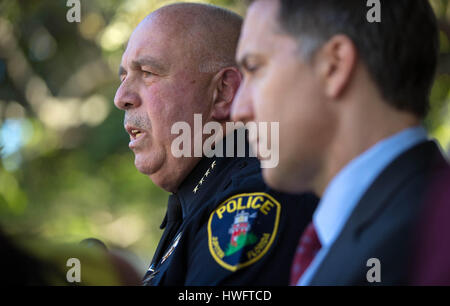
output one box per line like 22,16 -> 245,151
114,2 -> 317,285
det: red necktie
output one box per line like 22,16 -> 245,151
290,222 -> 322,285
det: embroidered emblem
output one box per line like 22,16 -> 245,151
207,192 -> 281,271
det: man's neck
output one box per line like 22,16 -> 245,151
315,103 -> 421,196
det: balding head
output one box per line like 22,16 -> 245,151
114,3 -> 243,192
140,2 -> 243,74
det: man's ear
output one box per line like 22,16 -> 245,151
314,35 -> 357,99
211,67 -> 242,121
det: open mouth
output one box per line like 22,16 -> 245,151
130,129 -> 144,140
125,125 -> 147,148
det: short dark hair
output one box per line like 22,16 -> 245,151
277,0 -> 439,118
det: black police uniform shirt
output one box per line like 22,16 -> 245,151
142,133 -> 318,286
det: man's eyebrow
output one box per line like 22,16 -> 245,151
118,56 -> 169,79
131,56 -> 169,73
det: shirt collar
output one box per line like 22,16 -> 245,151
314,126 -> 428,247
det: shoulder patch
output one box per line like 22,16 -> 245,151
207,192 -> 281,271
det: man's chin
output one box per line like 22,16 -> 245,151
133,157 -> 174,192
134,154 -> 159,176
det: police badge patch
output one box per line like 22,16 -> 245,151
207,192 -> 281,271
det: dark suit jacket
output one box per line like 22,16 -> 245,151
411,159 -> 450,285
309,140 -> 449,285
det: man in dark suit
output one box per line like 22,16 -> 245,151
232,0 -> 448,285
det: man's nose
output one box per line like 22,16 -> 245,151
231,83 -> 254,123
114,82 -> 141,110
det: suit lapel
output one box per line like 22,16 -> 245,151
309,140 -> 442,285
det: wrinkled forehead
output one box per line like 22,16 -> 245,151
121,16 -> 190,68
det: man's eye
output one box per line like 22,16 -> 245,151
246,65 -> 259,73
243,61 -> 261,74
142,70 -> 153,78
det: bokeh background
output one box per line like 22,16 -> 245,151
0,0 -> 449,272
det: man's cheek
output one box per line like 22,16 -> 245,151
256,86 -> 278,121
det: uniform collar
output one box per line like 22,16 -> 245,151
174,128 -> 248,219
175,156 -> 216,219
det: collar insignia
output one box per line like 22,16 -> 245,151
193,160 -> 217,194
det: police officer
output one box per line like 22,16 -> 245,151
113,2 -> 318,286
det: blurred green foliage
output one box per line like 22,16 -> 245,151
0,0 -> 449,271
